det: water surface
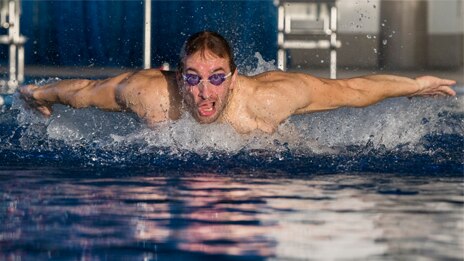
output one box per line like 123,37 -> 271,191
1,169 -> 462,260
0,68 -> 463,259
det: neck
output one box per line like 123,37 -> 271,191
218,75 -> 244,123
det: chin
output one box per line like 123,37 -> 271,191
196,114 -> 219,124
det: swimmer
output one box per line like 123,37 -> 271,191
19,31 -> 456,134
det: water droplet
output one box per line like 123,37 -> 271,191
382,39 -> 388,45
373,48 -> 377,54
320,60 -> 325,63
366,35 -> 372,39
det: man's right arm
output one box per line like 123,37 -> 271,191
19,72 -> 134,116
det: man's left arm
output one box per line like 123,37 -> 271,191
295,74 -> 456,114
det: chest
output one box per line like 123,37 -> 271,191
224,102 -> 277,134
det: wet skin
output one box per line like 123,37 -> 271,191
180,50 -> 236,124
19,50 -> 457,134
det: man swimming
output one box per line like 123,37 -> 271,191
20,31 -> 456,134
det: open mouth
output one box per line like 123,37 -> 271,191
198,102 -> 216,117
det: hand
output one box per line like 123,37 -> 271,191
19,84 -> 53,117
413,76 -> 456,97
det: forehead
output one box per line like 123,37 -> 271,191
184,50 -> 230,72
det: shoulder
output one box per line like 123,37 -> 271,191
244,71 -> 323,98
242,71 -> 318,105
116,69 -> 180,120
251,71 -> 311,84
117,69 -> 175,101
118,69 -> 171,90
232,71 -> 312,128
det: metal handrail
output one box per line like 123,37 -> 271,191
0,0 -> 26,94
144,0 -> 151,69
275,0 -> 340,79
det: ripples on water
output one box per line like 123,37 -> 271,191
1,170 -> 463,260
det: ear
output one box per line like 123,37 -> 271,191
230,69 -> 238,90
176,71 -> 187,95
176,71 -> 182,84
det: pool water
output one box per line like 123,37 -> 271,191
1,169 -> 463,260
0,73 -> 463,259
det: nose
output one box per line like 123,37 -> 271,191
198,81 -> 213,99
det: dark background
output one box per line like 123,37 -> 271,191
1,0 -> 277,69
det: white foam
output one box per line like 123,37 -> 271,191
243,52 -> 278,76
12,60 -> 464,156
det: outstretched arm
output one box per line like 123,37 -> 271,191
249,72 -> 456,131
19,72 -> 133,116
296,74 -> 456,113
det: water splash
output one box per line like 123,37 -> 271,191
1,57 -> 463,174
241,52 -> 277,76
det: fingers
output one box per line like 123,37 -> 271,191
417,86 -> 456,97
18,84 -> 53,117
416,76 -> 456,87
37,106 -> 52,117
439,79 -> 456,86
18,85 -> 30,99
19,84 -> 38,102
438,86 -> 456,96
415,76 -> 457,97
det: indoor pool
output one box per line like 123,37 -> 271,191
0,74 -> 463,260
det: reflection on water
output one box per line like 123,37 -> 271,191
1,170 -> 462,260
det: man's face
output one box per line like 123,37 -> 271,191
181,50 -> 235,124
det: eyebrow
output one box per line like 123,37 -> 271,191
185,67 -> 226,74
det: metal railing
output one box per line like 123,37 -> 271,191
275,0 -> 341,78
0,0 -> 26,93
144,0 -> 151,69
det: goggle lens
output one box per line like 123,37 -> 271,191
185,74 -> 201,86
183,73 -> 231,86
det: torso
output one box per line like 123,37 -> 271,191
118,70 -> 308,134
224,71 -> 316,134
221,74 -> 294,134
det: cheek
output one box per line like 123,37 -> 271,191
217,87 -> 229,99
183,88 -> 198,103
189,88 -> 200,98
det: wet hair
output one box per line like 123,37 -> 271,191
178,31 -> 237,74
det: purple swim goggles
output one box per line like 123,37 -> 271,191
183,72 -> 232,87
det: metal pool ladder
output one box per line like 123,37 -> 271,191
275,0 -> 341,79
0,0 -> 26,94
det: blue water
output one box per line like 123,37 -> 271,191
1,170 -> 463,260
1,90 -> 463,174
0,82 -> 463,260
